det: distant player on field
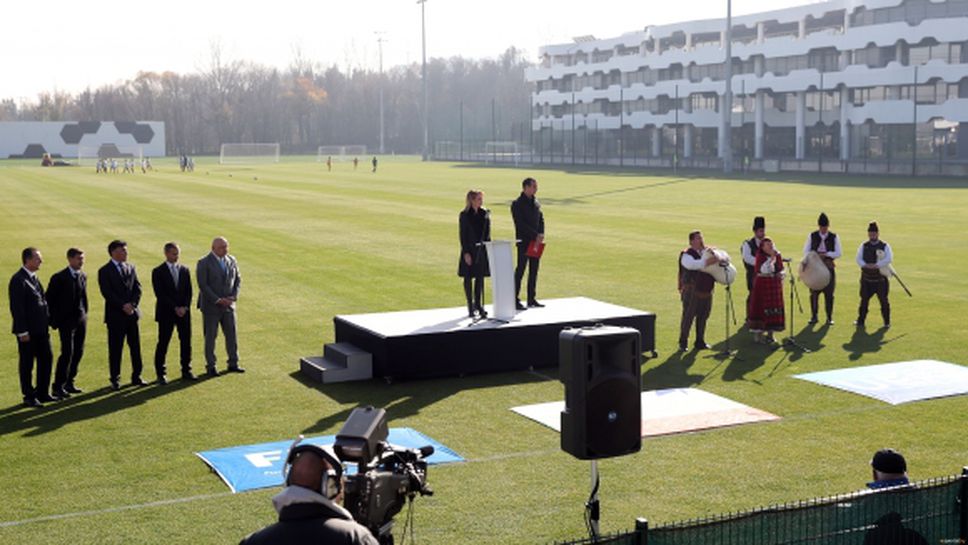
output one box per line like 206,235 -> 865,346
371,156 -> 378,173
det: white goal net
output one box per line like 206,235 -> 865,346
481,141 -> 521,164
219,143 -> 280,164
317,145 -> 367,161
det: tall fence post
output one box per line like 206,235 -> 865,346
960,467 -> 967,544
635,518 -> 649,545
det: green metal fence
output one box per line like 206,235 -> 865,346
554,468 -> 967,545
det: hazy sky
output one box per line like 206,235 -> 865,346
1,0 -> 816,101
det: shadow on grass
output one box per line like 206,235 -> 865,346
492,178 -> 692,207
641,349 -> 706,390
0,376 -> 204,437
290,369 -> 549,435
842,327 -> 907,361
447,162 -> 968,189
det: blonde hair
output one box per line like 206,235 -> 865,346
464,189 -> 483,211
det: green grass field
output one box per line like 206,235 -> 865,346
0,156 -> 966,544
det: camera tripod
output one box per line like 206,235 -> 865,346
783,261 -> 810,352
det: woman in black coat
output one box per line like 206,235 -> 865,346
458,189 -> 491,318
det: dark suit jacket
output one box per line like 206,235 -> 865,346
98,261 -> 142,324
511,192 -> 545,243
9,268 -> 50,335
47,267 -> 88,330
152,262 -> 192,322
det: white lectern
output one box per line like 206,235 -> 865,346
484,240 -> 516,321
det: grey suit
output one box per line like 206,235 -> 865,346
196,252 -> 241,370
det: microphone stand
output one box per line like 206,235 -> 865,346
782,258 -> 810,352
711,263 -> 741,360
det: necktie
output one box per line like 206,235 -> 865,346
170,263 -> 179,285
218,258 -> 227,273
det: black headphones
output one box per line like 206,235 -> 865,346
282,438 -> 343,500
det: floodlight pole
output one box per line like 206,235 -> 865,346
722,0 -> 734,174
376,32 -> 387,155
418,0 -> 429,161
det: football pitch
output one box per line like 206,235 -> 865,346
0,156 -> 966,544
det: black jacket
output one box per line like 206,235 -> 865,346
98,261 -> 142,324
240,502 -> 378,545
47,267 -> 88,330
458,207 -> 491,277
511,192 -> 544,243
152,262 -> 192,322
8,268 -> 49,335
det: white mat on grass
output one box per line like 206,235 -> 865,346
512,388 -> 779,437
794,360 -> 968,405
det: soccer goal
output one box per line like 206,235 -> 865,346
219,143 -> 280,164
78,144 -> 143,165
317,145 -> 367,162
483,141 -> 522,164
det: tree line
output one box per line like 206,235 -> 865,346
0,47 -> 533,155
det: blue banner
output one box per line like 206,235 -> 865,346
197,427 -> 464,493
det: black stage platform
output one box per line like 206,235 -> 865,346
333,297 -> 656,381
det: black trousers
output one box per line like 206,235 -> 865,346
18,332 -> 53,399
462,276 -> 484,310
514,242 -> 540,302
679,289 -> 712,347
53,321 -> 86,391
858,277 -> 890,325
809,267 -> 836,320
107,318 -> 143,382
154,315 -> 192,376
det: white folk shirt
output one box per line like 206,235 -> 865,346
802,232 -> 843,260
855,241 -> 893,268
680,248 -> 706,271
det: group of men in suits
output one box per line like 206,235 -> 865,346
9,237 -> 243,408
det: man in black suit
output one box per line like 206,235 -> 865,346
8,247 -> 56,407
152,242 -> 194,384
47,247 -> 88,398
511,177 -> 545,310
98,240 -> 145,390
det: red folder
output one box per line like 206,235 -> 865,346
526,240 -> 545,259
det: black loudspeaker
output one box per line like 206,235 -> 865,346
559,325 -> 642,460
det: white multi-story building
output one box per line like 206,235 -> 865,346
526,0 -> 968,174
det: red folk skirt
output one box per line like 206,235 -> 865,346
748,274 -> 785,332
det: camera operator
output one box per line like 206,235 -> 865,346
240,442 -> 379,545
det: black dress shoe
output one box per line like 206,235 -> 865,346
476,305 -> 488,319
55,388 -> 71,399
23,398 -> 42,408
36,393 -> 60,403
131,377 -> 148,387
110,380 -> 121,391
181,371 -> 197,381
693,342 -> 712,350
227,366 -> 246,374
64,384 -> 83,394
515,301 -> 526,310
157,376 -> 168,386
527,300 -> 545,308
206,368 -> 219,378
807,317 -> 818,325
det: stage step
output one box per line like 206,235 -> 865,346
300,343 -> 373,383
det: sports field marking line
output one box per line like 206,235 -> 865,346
0,492 -> 233,529
0,399 -> 915,528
